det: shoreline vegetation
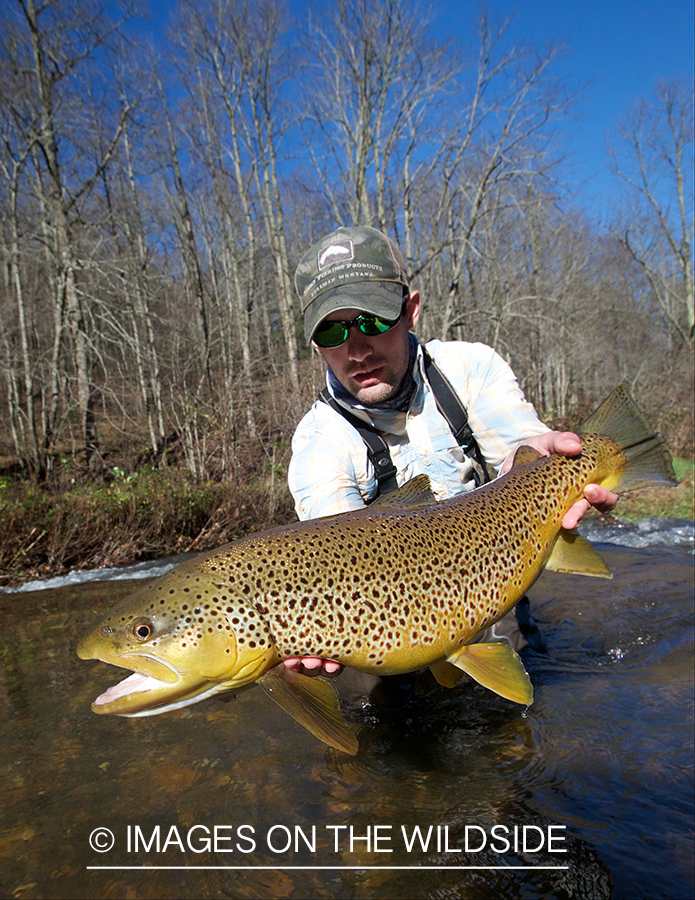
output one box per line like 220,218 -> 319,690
1,449 -> 691,589
0,447 -> 297,588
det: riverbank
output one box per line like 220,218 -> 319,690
0,463 -> 295,588
0,459 -> 692,589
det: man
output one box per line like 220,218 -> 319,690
284,226 -> 617,681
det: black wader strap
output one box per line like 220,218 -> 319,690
420,347 -> 490,487
318,388 -> 399,495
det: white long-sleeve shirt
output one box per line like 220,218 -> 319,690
289,339 -> 549,521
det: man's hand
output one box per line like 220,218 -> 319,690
501,431 -> 618,530
283,657 -> 343,678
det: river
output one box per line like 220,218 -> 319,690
0,521 -> 692,899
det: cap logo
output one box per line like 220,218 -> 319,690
317,240 -> 354,270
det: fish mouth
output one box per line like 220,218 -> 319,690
94,671 -> 177,711
77,629 -> 197,715
85,658 -> 218,718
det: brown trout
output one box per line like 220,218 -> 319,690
77,386 -> 676,754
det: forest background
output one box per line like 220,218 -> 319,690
0,0 -> 693,584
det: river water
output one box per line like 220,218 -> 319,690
0,522 -> 692,899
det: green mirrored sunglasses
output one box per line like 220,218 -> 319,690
312,304 -> 405,349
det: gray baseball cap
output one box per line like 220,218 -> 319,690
295,226 -> 410,343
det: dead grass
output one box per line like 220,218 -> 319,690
0,466 -> 295,587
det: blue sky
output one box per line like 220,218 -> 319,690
434,0 -> 694,214
140,0 -> 694,218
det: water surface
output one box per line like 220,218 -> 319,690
1,542 -> 692,899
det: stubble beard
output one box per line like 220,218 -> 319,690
344,365 -> 403,405
351,383 -> 398,405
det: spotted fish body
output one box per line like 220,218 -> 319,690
145,440 -> 610,670
77,387 -> 676,753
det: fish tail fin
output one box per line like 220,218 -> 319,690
579,385 -> 677,492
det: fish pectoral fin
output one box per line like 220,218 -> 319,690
448,643 -> 533,705
429,659 -> 465,688
544,529 -> 612,578
257,665 -> 358,756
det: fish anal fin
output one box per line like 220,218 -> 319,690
545,529 -> 612,578
430,659 -> 465,688
370,474 -> 437,509
511,445 -> 542,467
448,643 -> 533,705
257,665 -> 358,755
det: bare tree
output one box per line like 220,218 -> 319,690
421,13 -> 571,341
301,0 -> 457,234
174,0 -> 262,443
0,57 -> 43,473
9,0 -> 134,473
609,78 -> 694,350
239,0 -> 300,388
0,0 -> 690,488
95,94 -> 168,460
154,65 -> 212,390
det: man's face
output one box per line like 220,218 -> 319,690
312,291 -> 421,404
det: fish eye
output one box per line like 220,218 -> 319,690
130,618 -> 155,642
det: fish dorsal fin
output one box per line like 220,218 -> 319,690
257,665 -> 358,755
370,473 -> 437,509
544,529 -> 612,578
447,642 -> 533,705
511,445 -> 542,467
430,659 -> 465,688
579,384 -> 637,437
